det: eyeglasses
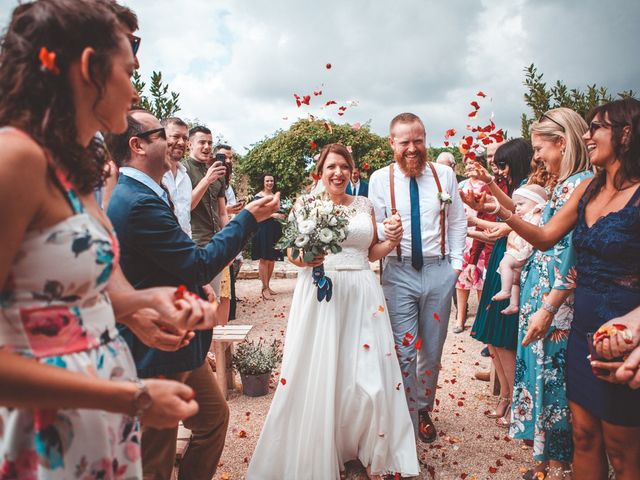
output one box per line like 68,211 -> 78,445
128,34 -> 141,56
136,127 -> 166,141
539,113 -> 566,132
588,120 -> 608,137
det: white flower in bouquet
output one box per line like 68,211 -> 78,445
319,228 -> 334,243
295,235 -> 310,247
298,219 -> 317,235
328,216 -> 338,226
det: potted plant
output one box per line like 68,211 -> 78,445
232,338 -> 283,397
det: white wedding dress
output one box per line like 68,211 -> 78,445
247,196 -> 419,479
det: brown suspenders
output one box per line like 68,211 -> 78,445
387,162 -> 446,261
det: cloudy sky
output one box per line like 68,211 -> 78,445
1,0 -> 638,152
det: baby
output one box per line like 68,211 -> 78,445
492,184 -> 549,315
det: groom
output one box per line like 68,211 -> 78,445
369,113 -> 466,442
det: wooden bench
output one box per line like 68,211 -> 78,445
211,324 -> 253,399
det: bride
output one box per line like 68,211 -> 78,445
247,144 -> 419,479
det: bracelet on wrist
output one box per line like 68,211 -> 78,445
486,176 -> 495,186
541,301 -> 559,315
489,202 -> 501,215
500,209 -> 514,221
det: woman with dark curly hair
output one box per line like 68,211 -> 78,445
0,1 -> 210,477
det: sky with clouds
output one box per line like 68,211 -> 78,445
1,0 -> 638,152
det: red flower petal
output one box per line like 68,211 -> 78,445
477,90 -> 487,97
433,313 -> 440,321
362,162 -> 370,170
363,343 -> 370,350
489,466 -> 498,474
325,100 -> 337,106
302,95 -> 311,105
326,63 -> 332,69
309,141 -> 317,150
396,382 -> 401,390
238,430 -> 247,438
313,90 -> 322,96
280,378 -> 287,385
471,101 -> 480,110
415,337 -> 423,350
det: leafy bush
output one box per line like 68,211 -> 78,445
237,119 -> 392,200
232,339 -> 283,375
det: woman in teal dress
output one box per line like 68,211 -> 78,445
493,108 -> 591,480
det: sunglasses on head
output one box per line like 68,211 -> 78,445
128,34 -> 141,56
539,112 -> 566,132
136,127 -> 166,140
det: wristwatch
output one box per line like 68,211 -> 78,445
131,379 -> 153,418
541,301 -> 559,315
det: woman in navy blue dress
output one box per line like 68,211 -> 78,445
486,98 -> 640,480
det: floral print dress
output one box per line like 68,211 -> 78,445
509,171 -> 592,463
0,135 -> 141,479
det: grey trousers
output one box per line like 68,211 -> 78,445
382,255 -> 457,430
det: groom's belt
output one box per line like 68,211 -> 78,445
386,254 -> 450,265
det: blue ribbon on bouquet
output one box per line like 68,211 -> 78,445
312,264 -> 333,302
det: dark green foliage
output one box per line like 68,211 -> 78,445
133,70 -> 181,119
520,64 -> 637,139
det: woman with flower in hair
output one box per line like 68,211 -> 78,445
0,1 -> 212,477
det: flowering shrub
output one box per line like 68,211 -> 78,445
232,339 -> 283,375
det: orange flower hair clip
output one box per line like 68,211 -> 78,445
38,47 -> 60,75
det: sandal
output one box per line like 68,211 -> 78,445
521,463 -> 549,480
495,412 -> 511,428
485,396 -> 510,419
546,466 -> 571,479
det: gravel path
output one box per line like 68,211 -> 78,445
211,276 -> 536,480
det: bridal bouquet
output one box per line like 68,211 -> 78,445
276,194 -> 351,302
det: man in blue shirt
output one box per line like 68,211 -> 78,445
106,109 -> 279,480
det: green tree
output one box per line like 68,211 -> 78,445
520,63 -> 637,139
133,70 -> 181,119
237,119 -> 393,200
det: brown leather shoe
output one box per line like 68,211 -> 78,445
418,409 -> 437,443
474,370 -> 490,382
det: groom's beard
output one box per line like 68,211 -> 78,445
395,149 -> 427,177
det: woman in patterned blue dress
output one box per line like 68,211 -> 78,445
490,98 -> 640,480
0,2 -> 209,478
481,108 -> 592,479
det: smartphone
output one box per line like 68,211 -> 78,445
215,153 -> 227,163
586,332 -> 624,376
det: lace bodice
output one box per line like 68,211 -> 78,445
574,184 -> 640,293
323,196 -> 373,271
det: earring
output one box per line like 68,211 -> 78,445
561,147 -> 566,156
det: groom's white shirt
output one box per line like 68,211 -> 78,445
368,162 -> 467,271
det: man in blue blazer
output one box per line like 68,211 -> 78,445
106,110 -> 279,480
345,166 -> 369,197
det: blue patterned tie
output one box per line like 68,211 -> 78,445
410,176 -> 423,270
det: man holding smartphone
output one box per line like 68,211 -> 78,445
183,126 -> 228,298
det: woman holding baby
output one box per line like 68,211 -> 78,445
464,107 -> 592,479
483,99 -> 640,480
